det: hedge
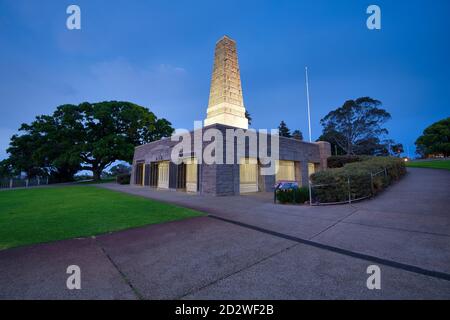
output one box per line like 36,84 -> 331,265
327,155 -> 370,168
116,173 -> 131,185
276,186 -> 310,204
311,157 -> 406,203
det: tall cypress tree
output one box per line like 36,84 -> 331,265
278,121 -> 291,138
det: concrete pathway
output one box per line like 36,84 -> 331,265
1,168 -> 449,299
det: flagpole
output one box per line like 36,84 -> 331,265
305,66 -> 313,205
305,66 -> 312,143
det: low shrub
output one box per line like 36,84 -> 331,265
276,186 -> 310,204
327,155 -> 369,168
276,188 -> 294,204
311,157 -> 406,203
294,186 -> 310,204
116,173 -> 131,185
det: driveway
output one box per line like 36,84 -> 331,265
1,168 -> 449,299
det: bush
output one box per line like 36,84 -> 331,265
276,186 -> 310,204
311,157 -> 406,203
294,187 -> 310,204
276,188 -> 295,204
327,155 -> 368,168
116,173 -> 131,185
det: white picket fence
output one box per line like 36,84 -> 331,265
0,177 -> 49,190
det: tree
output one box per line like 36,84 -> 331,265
319,97 -> 391,155
292,130 -> 303,140
356,137 -> 389,156
390,143 -> 404,157
0,159 -> 15,178
70,101 -> 174,180
21,112 -> 83,181
6,132 -> 48,179
318,131 -> 346,155
415,117 -> 450,158
245,111 -> 252,126
109,163 -> 131,176
4,101 -> 174,181
278,121 -> 291,138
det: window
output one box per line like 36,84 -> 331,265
185,158 -> 197,184
240,158 -> 258,184
135,162 -> 144,185
308,163 -> 318,177
276,160 -> 295,181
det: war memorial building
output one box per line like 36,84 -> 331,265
131,36 -> 331,196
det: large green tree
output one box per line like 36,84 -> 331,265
320,97 -> 392,155
9,112 -> 84,181
5,101 -> 174,181
415,117 -> 450,158
75,101 -> 173,180
6,132 -> 46,178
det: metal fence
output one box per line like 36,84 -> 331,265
0,177 -> 49,190
310,168 -> 389,206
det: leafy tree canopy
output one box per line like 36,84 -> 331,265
390,143 -> 404,157
5,101 -> 173,181
292,130 -> 303,141
319,97 -> 392,155
415,117 -> 450,158
318,131 -> 346,155
0,159 -> 15,178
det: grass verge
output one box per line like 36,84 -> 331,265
0,185 -> 203,250
406,160 -> 450,171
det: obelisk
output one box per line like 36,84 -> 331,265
204,36 -> 248,129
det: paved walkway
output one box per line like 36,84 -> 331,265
1,168 -> 449,299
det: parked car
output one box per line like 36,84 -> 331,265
274,181 -> 299,191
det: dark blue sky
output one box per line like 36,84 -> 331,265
1,0 -> 449,159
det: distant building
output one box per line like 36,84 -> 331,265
131,36 -> 331,196
427,153 -> 445,159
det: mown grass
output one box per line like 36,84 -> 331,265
406,160 -> 450,171
0,186 -> 203,250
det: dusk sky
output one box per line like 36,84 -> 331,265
0,0 -> 449,160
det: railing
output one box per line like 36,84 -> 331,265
0,177 -> 49,190
309,168 -> 389,206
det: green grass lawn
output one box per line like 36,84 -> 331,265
406,159 -> 450,171
0,186 -> 203,250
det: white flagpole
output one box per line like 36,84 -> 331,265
305,67 -> 313,205
305,66 -> 312,142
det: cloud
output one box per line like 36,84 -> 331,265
156,64 -> 186,74
80,58 -> 189,103
61,58 -> 199,127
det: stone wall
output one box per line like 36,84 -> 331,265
131,124 -> 331,195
